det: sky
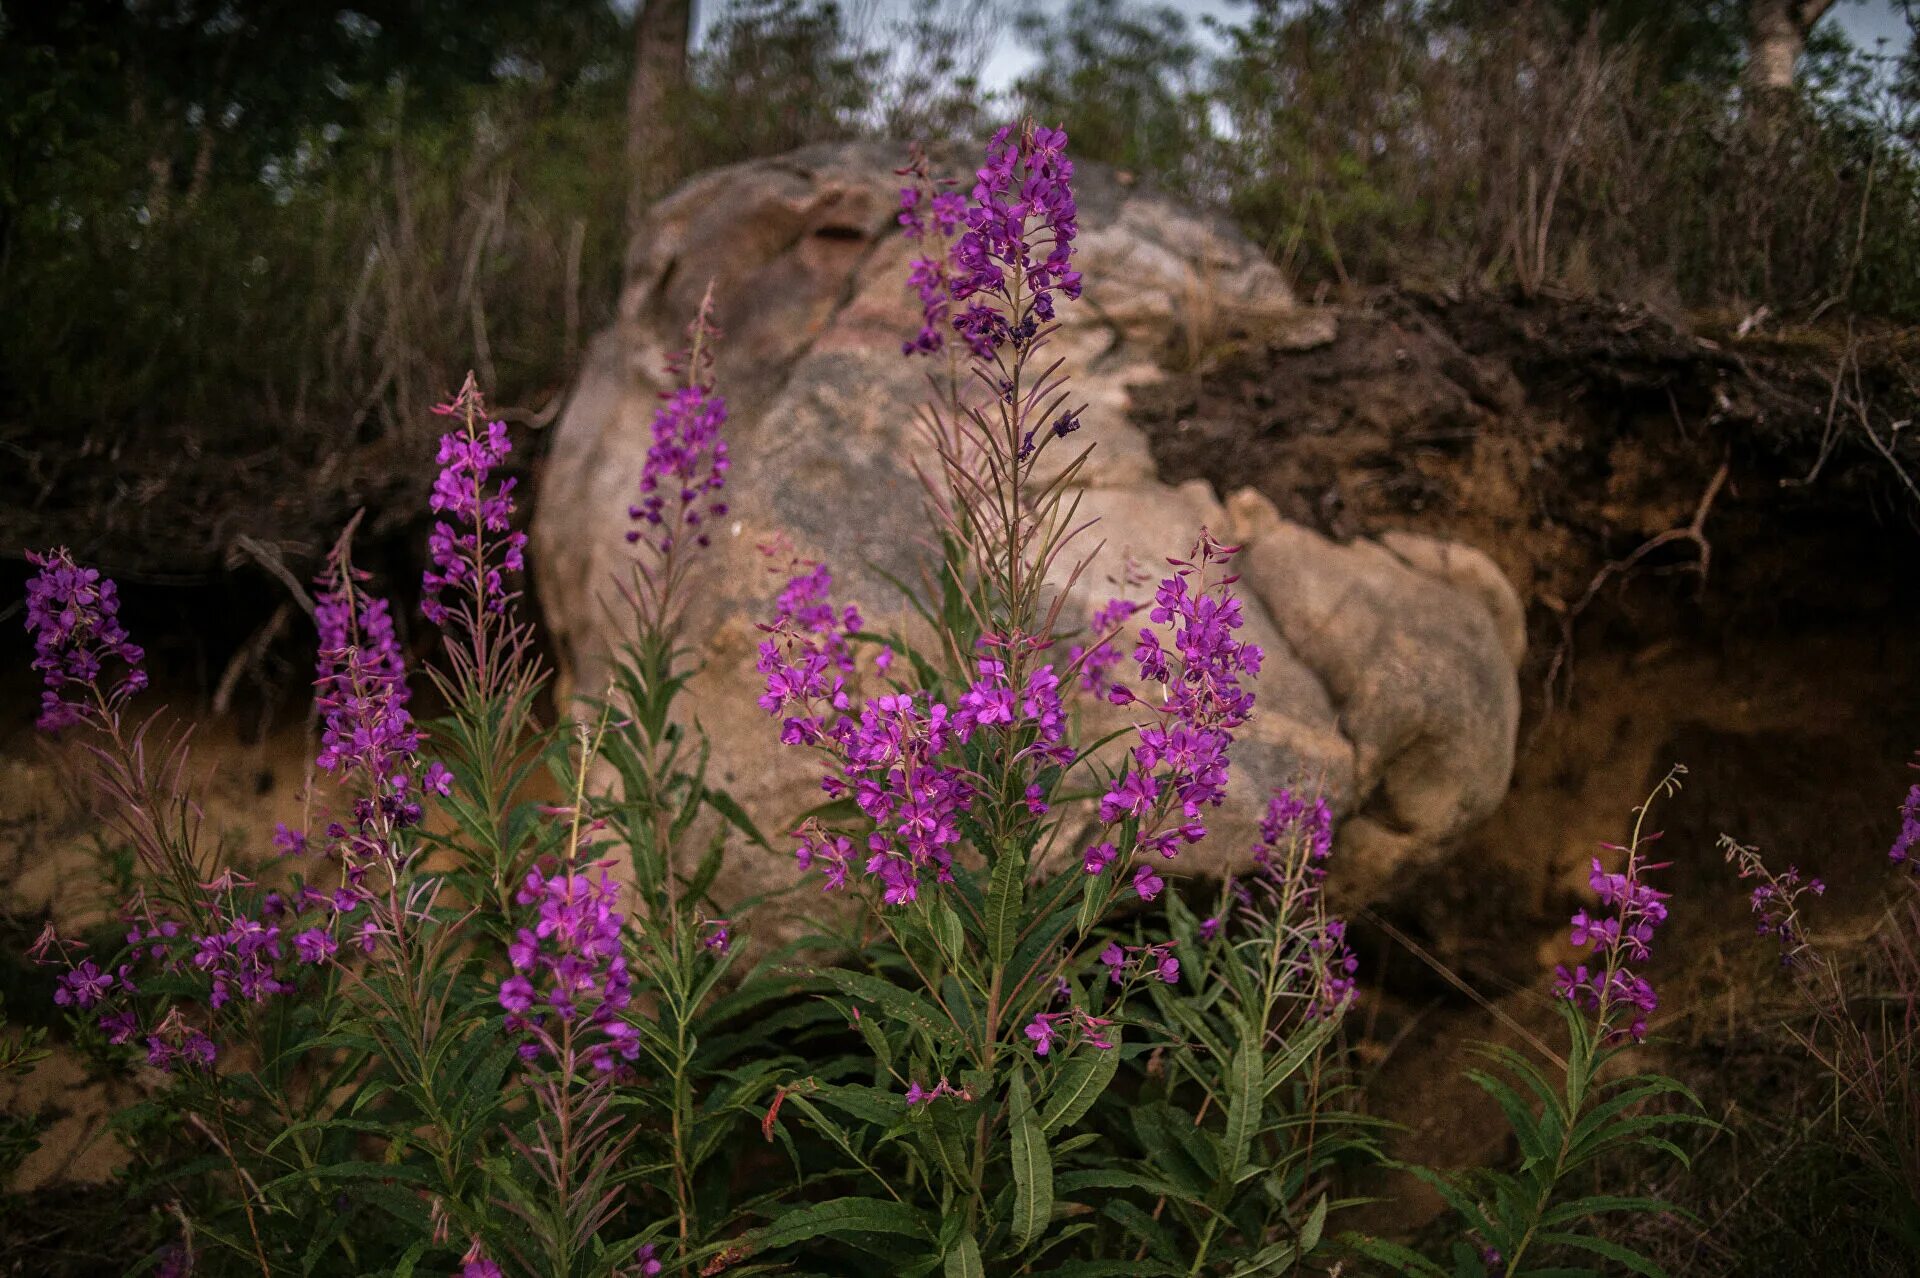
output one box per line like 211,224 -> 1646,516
683,0 -> 1914,93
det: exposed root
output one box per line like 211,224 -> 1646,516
1541,457 -> 1730,713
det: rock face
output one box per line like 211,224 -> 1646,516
532,142 -> 1522,923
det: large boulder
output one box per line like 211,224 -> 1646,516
531,142 -> 1521,927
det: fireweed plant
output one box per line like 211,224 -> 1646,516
14,123 -> 1714,1275
1352,768 -> 1711,1278
1710,763 -> 1920,1255
17,355 -> 796,1276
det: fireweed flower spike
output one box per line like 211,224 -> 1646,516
23,548 -> 147,731
896,145 -> 967,357
498,862 -> 638,1073
1241,787 -> 1358,1018
1722,834 -> 1826,967
1082,533 -> 1263,892
312,540 -> 424,861
948,123 -> 1081,356
1892,760 -> 1920,870
1554,823 -> 1673,1043
626,290 -> 731,635
422,373 -> 529,649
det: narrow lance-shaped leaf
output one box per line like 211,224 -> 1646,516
1009,1072 -> 1054,1250
987,844 -> 1025,966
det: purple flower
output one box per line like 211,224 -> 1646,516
1157,953 -> 1180,985
1556,852 -> 1672,1042
627,383 -> 731,556
1256,790 -> 1333,877
905,1077 -> 972,1106
835,693 -> 974,904
23,548 -> 147,730
1725,837 -> 1826,967
945,123 -> 1081,358
795,825 -> 856,892
461,1240 -> 503,1278
1306,918 -> 1359,1018
1082,537 -> 1264,876
636,1243 -> 664,1277
312,552 -> 422,843
756,561 -> 860,732
1241,785 -> 1357,1017
1198,916 -> 1221,942
145,1018 -> 217,1073
1024,1011 -> 1063,1056
1082,841 -> 1117,876
99,1009 -> 138,1044
1133,865 -> 1165,902
271,823 -> 308,856
422,375 -> 528,625
502,864 -> 634,1070
703,919 -> 732,952
190,898 -> 294,1010
1069,598 -> 1139,695
293,928 -> 337,965
896,149 -> 972,355
1077,1009 -> 1117,1051
1892,778 -> 1920,871
1099,769 -> 1159,823
55,959 -> 113,1009
422,761 -> 454,798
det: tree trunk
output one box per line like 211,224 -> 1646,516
1747,0 -> 1838,94
626,0 -> 695,258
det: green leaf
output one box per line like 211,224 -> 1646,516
1466,1068 -> 1551,1168
1261,1016 -> 1337,1099
1341,1236 -> 1449,1278
1077,872 -> 1106,935
1536,1231 -> 1668,1277
1129,1103 -> 1219,1195
389,1240 -> 431,1278
1222,1029 -> 1263,1178
930,901 -> 966,962
1299,1193 -> 1329,1253
816,969 -> 961,1048
918,1101 -> 974,1190
703,786 -> 773,850
1539,1195 -> 1671,1228
1009,1072 -> 1054,1250
1041,1042 -> 1119,1135
1103,1199 -> 1179,1264
1054,1169 -> 1211,1208
987,845 -> 1025,966
752,1197 -> 929,1250
942,1232 -> 985,1278
680,834 -> 727,903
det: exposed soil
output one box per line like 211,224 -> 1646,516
1137,288 -> 1920,1247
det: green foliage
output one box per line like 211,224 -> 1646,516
0,993 -> 50,1183
1018,0 -> 1920,318
1013,0 -> 1213,187
1350,1000 -> 1711,1277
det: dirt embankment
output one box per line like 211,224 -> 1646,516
1137,290 -> 1920,1228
